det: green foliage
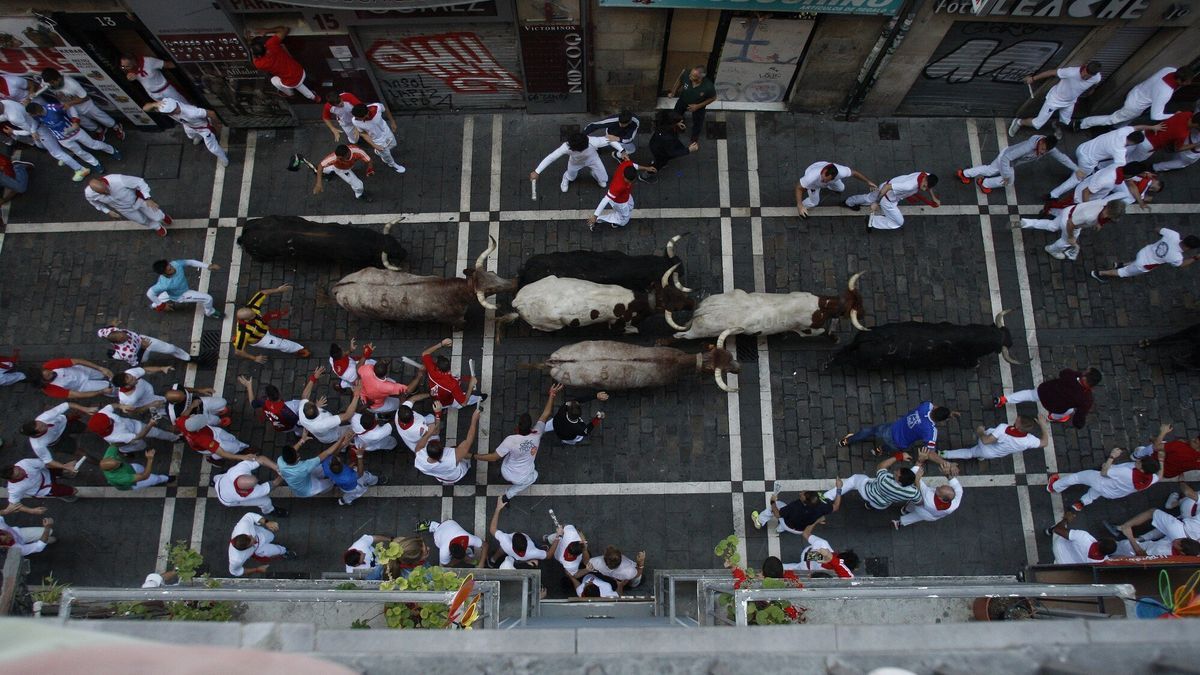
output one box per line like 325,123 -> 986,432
714,535 -> 806,626
371,536 -> 466,629
33,573 -> 67,604
714,535 -> 741,568
334,582 -> 358,591
167,541 -> 206,583
165,599 -> 236,622
350,619 -> 371,629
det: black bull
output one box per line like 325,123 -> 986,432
1141,322 -> 1200,369
826,321 -> 1017,370
238,216 -> 406,268
519,250 -> 683,291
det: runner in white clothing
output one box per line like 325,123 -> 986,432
86,404 -> 179,454
1092,228 -> 1200,281
1046,511 -> 1116,564
796,161 -> 876,218
0,515 -> 54,557
228,512 -> 294,576
1048,126 -> 1158,199
395,400 -> 436,452
120,55 -> 186,103
351,102 -> 405,174
0,74 -> 28,102
85,174 -> 171,237
486,497 -> 547,568
958,134 -> 1075,193
546,523 -> 589,577
1017,198 -> 1124,261
350,413 -> 397,452
144,98 -> 228,166
414,411 -> 479,485
587,544 -> 646,594
844,171 -> 939,230
19,402 -> 95,464
940,416 -> 1048,461
1009,62 -> 1102,136
530,132 -> 626,193
213,457 -> 286,516
425,518 -> 482,566
40,68 -> 124,138
111,366 -> 171,414
476,384 -> 560,501
1113,508 -> 1200,558
1049,447 -> 1164,512
895,474 -> 964,529
1080,66 -> 1195,130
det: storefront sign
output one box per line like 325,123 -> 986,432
520,24 -> 587,113
715,17 -> 813,103
935,0 -> 1150,19
597,0 -> 902,13
354,3 -> 499,18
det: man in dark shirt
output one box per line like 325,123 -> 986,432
668,66 -> 717,146
995,367 -> 1100,429
644,111 -> 698,183
752,483 -> 843,535
583,110 -> 640,159
546,390 -> 609,445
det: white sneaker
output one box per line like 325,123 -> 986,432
560,178 -> 569,192
192,136 -> 201,145
1044,244 -> 1066,260
1008,118 -> 1021,138
395,165 -> 406,174
597,181 -> 607,188
1166,493 -> 1182,510
218,157 -> 229,168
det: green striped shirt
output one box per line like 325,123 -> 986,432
863,469 -> 919,509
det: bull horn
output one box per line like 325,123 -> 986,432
660,263 -> 681,288
666,233 -> 683,257
849,309 -> 869,332
474,235 -> 497,270
716,328 -> 739,350
664,309 -> 691,331
847,271 -> 865,291
381,218 -> 404,271
476,288 -> 498,310
671,272 -> 693,293
1001,346 -> 1025,365
714,367 -> 737,393
994,309 -> 1013,328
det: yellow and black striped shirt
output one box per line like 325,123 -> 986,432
232,291 -> 269,350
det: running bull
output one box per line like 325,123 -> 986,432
238,216 -> 406,268
825,311 -> 1024,370
331,237 -> 513,327
528,330 -> 742,392
518,233 -> 693,292
666,272 -> 868,340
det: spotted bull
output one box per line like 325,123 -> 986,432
667,272 -> 868,340
527,331 -> 742,392
826,311 -> 1023,370
331,237 -> 513,327
238,215 -> 406,268
518,234 -> 692,292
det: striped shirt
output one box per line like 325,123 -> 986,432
318,145 -> 370,172
862,469 -> 920,509
232,291 -> 269,350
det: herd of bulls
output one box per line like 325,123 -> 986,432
236,216 -> 1066,394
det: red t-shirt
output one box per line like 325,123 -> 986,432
423,353 -> 467,406
1163,440 -> 1200,479
823,555 -> 854,579
1148,111 -> 1193,150
607,159 -> 636,204
176,416 -> 219,455
252,35 -> 304,88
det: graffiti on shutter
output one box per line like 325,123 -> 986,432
359,25 -> 524,111
898,22 -> 1090,116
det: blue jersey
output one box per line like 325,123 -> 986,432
322,456 -> 359,491
889,401 -> 938,450
148,259 -> 195,301
32,102 -> 75,140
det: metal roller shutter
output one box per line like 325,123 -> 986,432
1089,26 -> 1159,81
357,23 -> 525,111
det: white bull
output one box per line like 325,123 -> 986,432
506,276 -> 638,332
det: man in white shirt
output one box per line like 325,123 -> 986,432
86,404 -> 179,454
782,521 -> 859,578
0,516 -> 55,557
572,573 -> 619,598
1092,229 -> 1200,281
120,54 -> 186,103
2,458 -> 78,515
351,413 -> 396,452
143,98 -> 228,167
941,415 -> 1048,461
587,545 -> 646,594
213,457 -> 287,517
228,512 -> 295,576
423,518 -> 482,567
351,102 -> 405,174
475,384 -> 560,501
395,401 -> 436,452
1046,511 -> 1116,564
1017,198 -> 1125,261
299,389 -> 359,444
40,68 -> 124,139
530,132 -> 626,193
1080,66 -> 1195,130
1049,126 -> 1158,199
795,161 -> 876,218
844,171 -> 940,230
112,366 -> 171,414
486,496 -> 547,568
1010,61 -> 1102,136
1049,447 -> 1164,512
545,523 -> 588,577
957,135 -> 1076,194
19,402 -> 95,463
414,410 -> 479,485
85,174 -> 172,237
1113,508 -> 1200,558
894,472 -> 964,529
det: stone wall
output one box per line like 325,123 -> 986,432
590,3 -> 669,112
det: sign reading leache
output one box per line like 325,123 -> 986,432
939,0 -> 1150,19
597,0 -> 902,15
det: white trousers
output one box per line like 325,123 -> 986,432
1080,93 -> 1148,130
1053,469 -> 1133,505
847,191 -> 904,230
71,99 -> 117,132
324,165 -> 364,197
898,485 -> 951,527
369,396 -> 400,414
367,133 -> 404,172
803,179 -> 844,208
149,85 -> 187,104
565,156 -> 608,186
144,336 -> 191,362
182,125 -> 227,164
37,132 -> 83,171
823,473 -> 875,504
270,74 -> 316,100
59,131 -> 115,167
337,122 -> 359,143
220,485 -> 275,514
755,498 -> 804,535
251,331 -> 305,354
502,468 -> 538,501
1019,213 -> 1080,260
942,442 -> 1015,460
0,371 -> 25,386
339,471 -> 379,504
128,463 -> 171,489
597,196 -> 634,226
120,198 -> 167,230
1031,99 -> 1075,128
964,158 -> 1013,189
1154,150 -> 1200,172
116,425 -> 179,454
152,289 -> 216,316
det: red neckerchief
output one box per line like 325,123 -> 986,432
1087,543 -> 1104,560
1164,72 -> 1179,89
1131,468 -> 1155,491
1004,426 -> 1028,437
934,495 -> 953,511
234,477 -> 254,497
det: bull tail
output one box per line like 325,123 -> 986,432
497,311 -> 520,325
517,361 -> 550,373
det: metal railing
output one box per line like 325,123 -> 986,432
56,581 -> 502,629
318,569 -> 541,627
698,580 -> 1138,627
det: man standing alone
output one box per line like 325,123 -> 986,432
668,66 -> 716,147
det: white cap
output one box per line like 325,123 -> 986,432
157,97 -> 179,114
